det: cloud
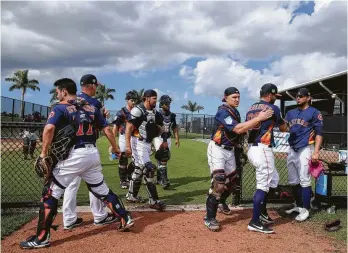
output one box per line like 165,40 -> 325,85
191,52 -> 347,99
1,1 -> 346,80
184,91 -> 189,100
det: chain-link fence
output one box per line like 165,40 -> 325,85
1,96 -> 51,122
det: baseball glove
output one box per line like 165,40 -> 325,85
309,160 -> 324,179
324,219 -> 341,232
34,156 -> 54,184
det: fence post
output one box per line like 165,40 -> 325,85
203,115 -> 205,139
12,98 -> 15,122
185,114 -> 188,139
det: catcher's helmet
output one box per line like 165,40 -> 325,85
159,95 -> 172,107
125,90 -> 139,100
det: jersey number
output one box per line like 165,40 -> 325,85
76,115 -> 95,136
247,112 -> 261,129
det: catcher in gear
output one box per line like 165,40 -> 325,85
112,90 -> 138,189
153,95 -> 180,189
284,88 -> 323,222
125,89 -> 166,211
205,87 -> 273,232
20,78 -> 134,249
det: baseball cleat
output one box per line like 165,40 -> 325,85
204,218 -> 220,232
295,208 -> 309,222
126,195 -> 145,203
149,200 -> 166,211
118,213 -> 135,232
120,181 -> 129,189
94,213 -> 119,226
64,217 -> 83,230
218,203 -> 233,215
285,206 -> 301,215
260,212 -> 275,224
20,235 -> 50,249
248,220 -> 274,234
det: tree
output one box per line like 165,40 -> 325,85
49,88 -> 58,105
5,69 -> 40,118
132,88 -> 145,104
95,84 -> 115,106
181,100 -> 204,132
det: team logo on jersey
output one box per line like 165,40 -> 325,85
318,113 -> 323,121
48,111 -> 55,119
224,116 -> 233,124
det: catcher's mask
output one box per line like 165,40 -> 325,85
125,91 -> 139,101
159,95 -> 172,108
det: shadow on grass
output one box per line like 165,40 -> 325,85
167,176 -> 210,189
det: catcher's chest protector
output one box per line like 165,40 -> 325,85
137,106 -> 158,142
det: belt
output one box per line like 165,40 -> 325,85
138,136 -> 152,143
74,143 -> 96,149
251,143 -> 272,148
214,142 -> 234,151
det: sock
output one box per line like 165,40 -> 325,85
262,192 -> 269,214
291,184 -> 303,207
206,194 -> 219,220
302,186 -> 311,210
252,189 -> 266,222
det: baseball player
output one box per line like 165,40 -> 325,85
205,87 -> 273,232
112,90 -> 138,189
21,112 -> 41,159
153,95 -> 180,189
62,74 -> 116,230
284,88 -> 323,222
20,78 -> 134,249
245,83 -> 287,234
125,89 -> 166,211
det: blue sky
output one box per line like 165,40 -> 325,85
2,1 -> 346,119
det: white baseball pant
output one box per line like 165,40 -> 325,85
287,145 -> 314,187
62,146 -> 108,226
247,143 -> 279,192
119,134 -> 126,152
131,136 -> 152,166
207,140 -> 236,175
153,137 -> 172,151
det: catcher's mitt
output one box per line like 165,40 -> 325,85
34,156 -> 53,184
309,160 -> 324,179
324,219 -> 341,232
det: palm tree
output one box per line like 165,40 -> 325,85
181,100 -> 204,132
132,88 -> 145,104
49,88 -> 58,105
95,84 -> 116,106
5,69 -> 40,118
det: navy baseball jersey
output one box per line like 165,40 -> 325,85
159,109 -> 177,137
46,100 -> 107,146
211,104 -> 241,147
78,92 -> 102,110
112,107 -> 130,135
285,106 -> 323,151
246,101 -> 284,147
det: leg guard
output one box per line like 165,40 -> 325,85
118,153 -> 128,183
29,140 -> 37,156
157,161 -> 170,188
127,161 -> 135,182
23,137 -> 29,157
143,162 -> 159,203
209,169 -> 226,200
36,186 -> 59,242
128,166 -> 143,198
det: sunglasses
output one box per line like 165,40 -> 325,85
296,95 -> 305,98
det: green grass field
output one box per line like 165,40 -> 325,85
1,137 -> 347,241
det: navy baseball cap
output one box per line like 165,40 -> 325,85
260,83 -> 281,97
143,89 -> 157,97
80,74 -> 100,86
222,87 -> 240,102
297,88 -> 310,97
